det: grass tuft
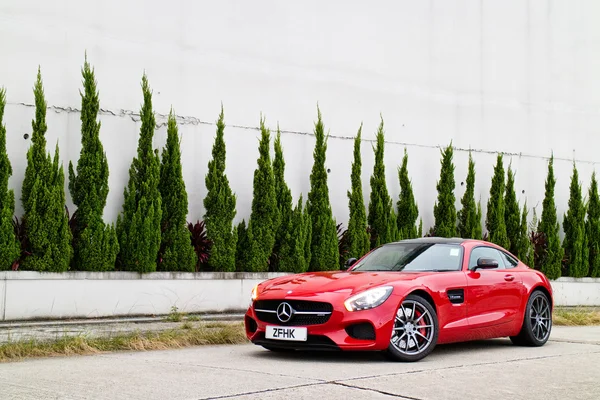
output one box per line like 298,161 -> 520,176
0,322 -> 247,363
553,307 -> 600,326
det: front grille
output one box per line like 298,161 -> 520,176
253,299 -> 333,326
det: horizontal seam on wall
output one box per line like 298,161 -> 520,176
8,101 -> 598,166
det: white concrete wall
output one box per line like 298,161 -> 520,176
0,272 -> 597,321
550,278 -> 600,307
1,1 -> 599,233
0,271 -> 288,321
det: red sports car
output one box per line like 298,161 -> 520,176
244,238 -> 554,362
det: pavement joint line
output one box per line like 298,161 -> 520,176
197,382 -> 329,400
549,339 -> 600,346
331,381 -> 423,399
335,350 -> 600,383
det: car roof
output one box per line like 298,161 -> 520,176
384,237 -> 469,245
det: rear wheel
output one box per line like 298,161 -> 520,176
385,294 -> 439,362
510,290 -> 552,347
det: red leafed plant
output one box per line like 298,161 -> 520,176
188,220 -> 212,271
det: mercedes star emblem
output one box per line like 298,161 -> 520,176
276,302 -> 294,323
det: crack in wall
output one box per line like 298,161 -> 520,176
7,101 -> 600,166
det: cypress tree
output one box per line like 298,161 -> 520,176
505,164 -> 521,254
279,195 -> 312,273
368,117 -> 395,247
235,219 -> 248,272
562,163 -> 588,277
486,154 -> 509,248
116,74 -> 162,273
587,172 -> 600,277
246,116 -> 278,272
307,107 -> 339,271
538,155 -> 563,279
346,124 -> 370,260
21,69 -> 72,271
203,106 -> 237,272
157,110 -> 196,272
518,201 -> 535,266
457,151 -> 479,239
396,148 -> 419,239
68,57 -> 118,271
272,127 -> 296,271
433,143 -> 457,237
0,88 -> 20,270
474,199 -> 483,239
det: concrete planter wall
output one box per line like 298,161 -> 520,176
0,272 -> 598,322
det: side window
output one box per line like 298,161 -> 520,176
468,247 -> 504,270
500,251 -> 519,269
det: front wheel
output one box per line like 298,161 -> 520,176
385,294 -> 439,362
510,290 -> 552,347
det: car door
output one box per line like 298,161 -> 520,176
465,246 -> 525,330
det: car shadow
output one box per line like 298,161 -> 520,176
249,338 -> 518,364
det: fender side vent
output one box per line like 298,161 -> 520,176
447,289 -> 464,304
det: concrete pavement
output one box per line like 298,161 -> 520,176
0,326 -> 599,399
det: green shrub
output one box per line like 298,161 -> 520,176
235,219 -> 248,272
562,163 -> 588,277
116,74 -> 162,273
307,107 -> 339,271
20,68 -> 72,271
272,127 -> 295,271
246,116 -> 278,272
68,57 -> 118,271
346,124 -> 370,261
279,195 -> 311,273
519,201 -> 535,266
432,143 -> 457,238
203,106 -> 237,272
396,148 -> 419,239
457,151 -> 479,239
368,117 -> 396,247
505,164 -> 521,254
157,110 -> 196,272
538,155 -> 563,279
587,172 -> 600,277
486,154 -> 509,248
0,88 -> 20,270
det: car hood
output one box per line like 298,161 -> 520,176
258,270 -> 433,297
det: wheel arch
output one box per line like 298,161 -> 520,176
530,284 -> 553,310
406,289 -> 438,314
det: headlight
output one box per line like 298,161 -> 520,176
251,284 -> 258,301
344,286 -> 393,311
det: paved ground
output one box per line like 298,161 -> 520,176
0,326 -> 599,400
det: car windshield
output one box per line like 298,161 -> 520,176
351,242 -> 463,272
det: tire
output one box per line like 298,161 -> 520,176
385,294 -> 439,362
510,290 -> 552,347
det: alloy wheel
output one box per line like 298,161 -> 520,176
390,299 -> 435,356
530,293 -> 551,342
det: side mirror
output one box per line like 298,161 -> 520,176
473,257 -> 499,271
342,257 -> 357,270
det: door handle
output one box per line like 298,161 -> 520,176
504,275 -> 515,282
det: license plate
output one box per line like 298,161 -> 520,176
265,326 -> 307,341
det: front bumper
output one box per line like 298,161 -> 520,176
244,292 -> 402,351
